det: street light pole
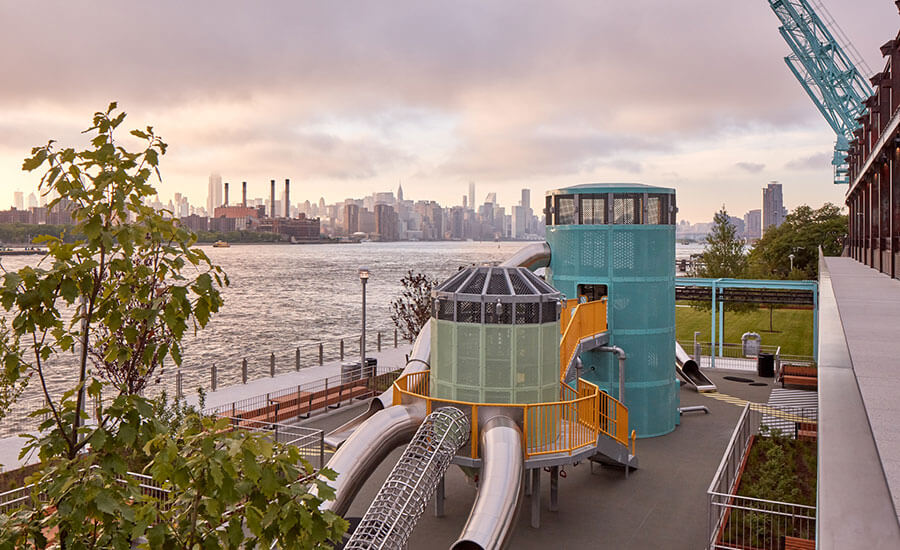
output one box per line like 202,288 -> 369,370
789,253 -> 795,272
359,267 -> 370,377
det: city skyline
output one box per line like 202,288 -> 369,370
0,2 -> 896,222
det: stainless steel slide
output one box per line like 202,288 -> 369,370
451,415 -> 524,550
675,341 -> 716,392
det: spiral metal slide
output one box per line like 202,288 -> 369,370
315,242 -> 550,549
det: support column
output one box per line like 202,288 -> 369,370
434,474 -> 445,517
530,468 -> 541,528
549,466 -> 559,512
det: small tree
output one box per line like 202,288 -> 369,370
0,104 -> 346,548
390,270 -> 437,342
692,206 -> 748,279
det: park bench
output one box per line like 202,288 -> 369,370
784,535 -> 815,550
227,381 -> 372,426
780,364 -> 817,389
795,421 -> 817,442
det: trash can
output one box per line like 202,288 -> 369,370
757,353 -> 775,378
341,358 -> 377,384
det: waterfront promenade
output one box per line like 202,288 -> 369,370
0,343 -> 412,472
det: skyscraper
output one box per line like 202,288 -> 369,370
13,191 -> 24,210
521,188 -> 531,210
468,182 -> 475,211
397,182 -> 404,202
207,173 -> 223,214
744,209 -> 762,240
762,182 -> 784,234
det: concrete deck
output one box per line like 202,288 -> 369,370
306,369 -> 776,550
822,257 -> 900,522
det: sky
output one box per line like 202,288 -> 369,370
0,1 -> 897,222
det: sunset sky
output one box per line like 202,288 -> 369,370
1,1 -> 897,222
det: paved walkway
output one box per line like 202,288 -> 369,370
824,257 -> 900,518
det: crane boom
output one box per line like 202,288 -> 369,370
766,0 -> 874,184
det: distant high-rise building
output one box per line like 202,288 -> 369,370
344,203 -> 360,234
520,188 -> 530,209
462,195 -> 468,209
13,191 -> 24,210
27,192 -> 37,209
512,205 -> 527,239
468,182 -> 475,211
284,179 -> 290,218
374,203 -> 399,241
397,182 -> 404,202
207,173 -> 223,214
484,192 -> 497,205
762,182 -> 784,234
744,209 -> 762,239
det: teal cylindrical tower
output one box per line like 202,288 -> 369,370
545,183 -> 679,437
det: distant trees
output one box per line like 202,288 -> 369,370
691,206 -> 748,279
747,203 -> 847,279
390,270 -> 437,342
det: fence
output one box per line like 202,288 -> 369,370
708,403 -> 817,549
679,338 -> 816,373
0,420 -> 325,515
0,324 -> 405,439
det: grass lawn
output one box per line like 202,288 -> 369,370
675,303 -> 814,356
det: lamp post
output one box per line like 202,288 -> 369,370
788,253 -> 795,272
359,267 -> 370,377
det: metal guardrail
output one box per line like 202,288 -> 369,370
392,370 -> 634,460
678,340 -> 815,373
559,299 -> 608,379
707,403 -> 817,550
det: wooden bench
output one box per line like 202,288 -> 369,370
795,421 -> 817,442
781,364 -> 817,389
784,535 -> 815,549
228,382 -> 372,426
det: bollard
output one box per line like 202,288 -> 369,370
318,343 -> 323,365
377,331 -> 382,352
394,328 -> 398,348
270,352 -> 275,377
211,364 -> 217,392
340,339 -> 344,360
242,359 -> 248,384
295,347 -> 300,371
176,370 -> 183,400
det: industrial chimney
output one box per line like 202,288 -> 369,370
270,180 -> 276,218
224,182 -> 229,206
284,179 -> 290,218
242,181 -> 247,207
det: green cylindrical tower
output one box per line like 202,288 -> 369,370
545,183 -> 679,437
430,266 -> 561,405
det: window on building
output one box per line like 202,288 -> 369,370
580,195 -> 607,224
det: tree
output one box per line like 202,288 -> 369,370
0,104 -> 346,548
747,203 -> 847,279
390,270 -> 437,342
691,206 -> 748,279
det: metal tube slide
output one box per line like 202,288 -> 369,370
675,341 -> 716,392
452,415 -> 524,550
315,402 -> 426,516
499,241 -> 551,269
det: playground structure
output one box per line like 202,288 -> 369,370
318,183 -> 714,549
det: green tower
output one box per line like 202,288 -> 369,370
545,183 -> 679,437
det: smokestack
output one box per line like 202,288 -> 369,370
270,179 -> 276,218
224,182 -> 229,206
242,181 -> 247,207
284,179 -> 290,218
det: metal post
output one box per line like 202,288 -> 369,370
295,347 -> 300,371
319,431 -> 325,470
360,270 -> 368,381
176,370 -> 183,399
710,280 -> 718,369
813,285 -> 819,361
340,339 -> 344,360
549,466 -> 559,512
394,328 -> 398,348
270,352 -> 275,377
524,468 -> 532,496
434,474 -> 445,517
242,359 -> 248,384
318,343 -> 323,365
531,468 -> 541,528
211,364 -> 217,392
377,331 -> 382,352
718,301 -> 724,358
693,331 -> 701,364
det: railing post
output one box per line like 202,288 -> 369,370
340,339 -> 344,360
242,359 -> 248,384
295,347 -> 300,371
176,370 -> 183,400
377,331 -> 382,352
270,353 -> 275,377
318,343 -> 323,365
211,364 -> 217,392
394,328 -> 398,348
319,431 -> 325,471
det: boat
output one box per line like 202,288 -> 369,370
212,241 -> 230,248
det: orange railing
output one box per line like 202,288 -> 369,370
559,299 -> 608,378
393,371 -> 631,460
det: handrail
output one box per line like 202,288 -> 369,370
392,370 -> 630,460
559,299 -> 608,379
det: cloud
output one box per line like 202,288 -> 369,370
735,162 -> 765,173
785,152 -> 831,171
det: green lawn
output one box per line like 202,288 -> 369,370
675,303 -> 814,356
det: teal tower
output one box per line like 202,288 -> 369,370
545,183 -> 679,437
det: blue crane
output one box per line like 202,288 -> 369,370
766,0 -> 874,184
